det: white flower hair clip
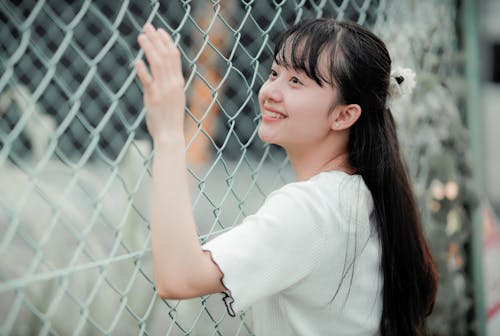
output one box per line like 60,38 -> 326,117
386,67 -> 416,108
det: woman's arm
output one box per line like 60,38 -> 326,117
136,23 -> 225,299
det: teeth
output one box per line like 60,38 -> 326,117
264,111 -> 286,119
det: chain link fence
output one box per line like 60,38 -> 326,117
0,0 -> 475,335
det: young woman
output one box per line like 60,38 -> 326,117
136,18 -> 439,335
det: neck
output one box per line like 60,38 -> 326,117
285,135 -> 352,181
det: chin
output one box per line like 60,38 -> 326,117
257,126 -> 277,145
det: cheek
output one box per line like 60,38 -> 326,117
294,96 -> 330,119
291,97 -> 333,131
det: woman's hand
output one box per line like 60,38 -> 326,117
136,23 -> 186,142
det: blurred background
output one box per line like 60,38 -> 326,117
479,1 -> 500,333
0,0 -> 499,335
481,0 -> 500,212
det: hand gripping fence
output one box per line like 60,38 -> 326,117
0,1 -> 475,335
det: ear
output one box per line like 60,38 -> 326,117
331,104 -> 362,131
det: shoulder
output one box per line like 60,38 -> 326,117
260,175 -> 334,220
273,172 -> 375,233
267,171 -> 352,202
274,171 -> 372,208
256,171 -> 375,236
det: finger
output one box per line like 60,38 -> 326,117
137,33 -> 162,80
158,28 -> 182,75
158,28 -> 175,51
135,59 -> 153,88
144,24 -> 177,80
144,23 -> 168,54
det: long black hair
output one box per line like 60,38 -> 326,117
273,18 -> 439,335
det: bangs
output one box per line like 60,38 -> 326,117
273,19 -> 340,87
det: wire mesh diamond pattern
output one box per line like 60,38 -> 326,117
0,0 -> 470,335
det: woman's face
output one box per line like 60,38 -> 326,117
258,61 -> 340,150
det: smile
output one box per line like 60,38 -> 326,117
262,106 -> 287,121
263,110 -> 286,119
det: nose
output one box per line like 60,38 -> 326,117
259,77 -> 283,103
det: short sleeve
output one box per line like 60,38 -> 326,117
202,183 -> 326,316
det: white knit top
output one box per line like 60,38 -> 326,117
202,171 -> 382,335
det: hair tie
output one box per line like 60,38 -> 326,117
386,67 -> 416,108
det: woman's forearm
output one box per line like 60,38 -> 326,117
151,134 -> 198,294
150,135 -> 224,298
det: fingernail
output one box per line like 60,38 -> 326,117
144,23 -> 153,30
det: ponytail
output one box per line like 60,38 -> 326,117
349,108 -> 439,335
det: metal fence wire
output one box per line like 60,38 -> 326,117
0,0 -> 475,335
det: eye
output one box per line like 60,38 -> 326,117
290,76 -> 303,85
269,69 -> 278,79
